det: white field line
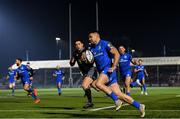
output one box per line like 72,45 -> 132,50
89,104 -> 129,111
175,95 -> 180,97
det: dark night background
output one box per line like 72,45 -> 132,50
0,0 -> 180,76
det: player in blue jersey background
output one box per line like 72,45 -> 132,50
53,65 -> 65,96
88,32 -> 145,117
118,46 -> 135,96
131,59 -> 149,95
6,66 -> 16,96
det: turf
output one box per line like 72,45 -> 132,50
0,87 -> 180,118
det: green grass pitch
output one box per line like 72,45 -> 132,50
0,87 -> 180,118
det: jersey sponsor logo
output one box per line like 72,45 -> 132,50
124,55 -> 127,59
93,52 -> 103,57
120,59 -> 129,62
98,45 -> 101,50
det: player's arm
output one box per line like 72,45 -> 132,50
53,73 -> 57,77
107,42 -> 120,72
144,68 -> 149,77
14,72 -> 19,80
130,56 -> 136,65
69,53 -> 76,66
6,75 -> 9,80
134,68 -> 139,73
62,70 -> 65,80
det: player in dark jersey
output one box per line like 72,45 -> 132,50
88,32 -> 145,117
26,62 -> 37,96
53,65 -> 65,96
70,40 -> 98,109
15,58 -> 40,104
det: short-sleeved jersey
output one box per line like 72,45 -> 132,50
135,65 -> 145,78
70,48 -> 94,74
16,64 -> 30,81
89,40 -> 112,72
53,69 -> 64,81
8,70 -> 16,83
119,53 -> 132,73
27,66 -> 34,77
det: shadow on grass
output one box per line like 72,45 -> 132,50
42,112 -> 138,118
39,106 -> 76,110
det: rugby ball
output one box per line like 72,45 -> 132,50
85,50 -> 94,63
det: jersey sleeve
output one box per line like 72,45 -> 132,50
70,51 -> 77,66
62,70 -> 65,76
105,41 -> 114,52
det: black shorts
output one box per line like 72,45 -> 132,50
82,67 -> 97,80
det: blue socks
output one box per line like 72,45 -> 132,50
58,88 -> 61,94
108,92 -> 118,102
143,84 -> 147,92
126,92 -> 131,96
132,100 -> 140,109
130,82 -> 137,87
27,88 -> 37,100
12,88 -> 15,95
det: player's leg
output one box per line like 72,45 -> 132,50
23,83 -> 40,103
95,74 -> 121,110
9,83 -> 13,96
110,83 -> 146,117
130,81 -> 138,88
125,76 -> 132,96
12,82 -> 15,96
91,80 -> 100,92
57,82 -> 62,95
82,76 -> 94,108
27,79 -> 33,96
142,78 -> 147,95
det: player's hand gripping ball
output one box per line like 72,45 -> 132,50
81,50 -> 94,63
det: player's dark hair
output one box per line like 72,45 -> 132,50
74,39 -> 84,45
119,45 -> 126,49
16,58 -> 22,62
138,59 -> 143,62
89,31 -> 100,35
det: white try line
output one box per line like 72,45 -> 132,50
176,95 -> 180,97
89,104 -> 129,111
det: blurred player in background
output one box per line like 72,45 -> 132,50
26,62 -> 34,88
53,65 -> 65,96
6,66 -> 16,96
88,32 -> 145,117
131,59 -> 149,95
26,62 -> 36,96
118,46 -> 135,96
15,58 -> 40,104
70,39 -> 98,109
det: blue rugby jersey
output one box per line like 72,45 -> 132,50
135,65 -> 145,78
16,64 -> 30,81
119,53 -> 132,73
53,69 -> 64,81
8,70 -> 16,83
89,40 -> 113,72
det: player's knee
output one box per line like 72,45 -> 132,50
82,84 -> 88,90
24,86 -> 29,91
95,81 -> 102,89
